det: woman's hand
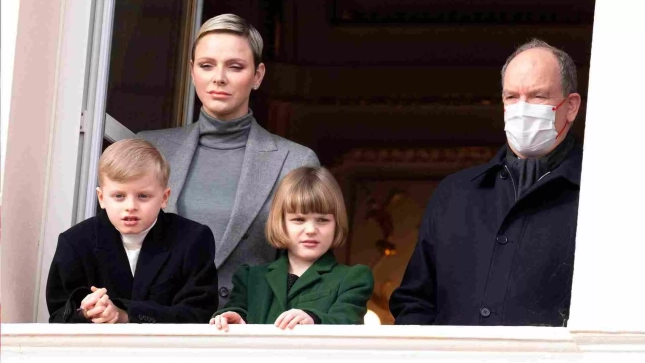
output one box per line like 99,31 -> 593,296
274,309 -> 314,330
209,311 -> 246,331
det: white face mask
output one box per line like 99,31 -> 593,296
504,100 -> 566,158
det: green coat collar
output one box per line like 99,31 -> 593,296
265,250 -> 338,310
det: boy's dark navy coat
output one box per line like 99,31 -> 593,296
390,144 -> 582,326
46,210 -> 219,323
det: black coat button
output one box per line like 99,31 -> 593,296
242,232 -> 250,240
480,307 -> 491,317
219,287 -> 230,297
500,169 -> 509,179
496,235 -> 508,245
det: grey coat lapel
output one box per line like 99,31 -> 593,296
215,120 -> 288,267
165,123 -> 200,213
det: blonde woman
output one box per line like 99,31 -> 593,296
139,14 -> 319,309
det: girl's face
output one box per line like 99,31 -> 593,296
191,32 -> 265,121
284,212 -> 335,264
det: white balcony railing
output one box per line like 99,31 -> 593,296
2,324 -> 644,362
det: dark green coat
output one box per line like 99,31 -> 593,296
214,251 -> 374,324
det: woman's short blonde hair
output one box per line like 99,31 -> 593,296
98,138 -> 170,188
191,13 -> 263,68
266,167 -> 349,249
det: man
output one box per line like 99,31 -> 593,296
389,39 -> 583,326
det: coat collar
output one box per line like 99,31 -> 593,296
265,250 -> 338,309
470,140 -> 582,187
165,123 -> 200,213
95,210 -> 171,300
164,117 -> 288,268
214,120 -> 287,268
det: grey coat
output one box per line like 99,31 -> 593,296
139,119 -> 319,308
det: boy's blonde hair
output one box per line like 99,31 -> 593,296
98,138 -> 170,188
191,13 -> 263,68
266,167 -> 348,249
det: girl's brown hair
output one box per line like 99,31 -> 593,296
266,167 -> 348,249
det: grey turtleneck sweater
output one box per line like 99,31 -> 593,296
177,109 -> 253,248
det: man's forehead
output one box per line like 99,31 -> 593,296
503,48 -> 560,89
506,48 -> 559,75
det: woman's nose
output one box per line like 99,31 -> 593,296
212,68 -> 226,85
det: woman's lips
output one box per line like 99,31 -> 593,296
208,91 -> 231,99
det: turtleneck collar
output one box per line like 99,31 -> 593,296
198,108 -> 253,150
120,218 -> 156,250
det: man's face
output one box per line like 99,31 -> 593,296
502,48 -> 580,156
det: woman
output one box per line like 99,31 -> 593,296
139,14 -> 319,308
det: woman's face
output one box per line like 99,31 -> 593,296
191,32 -> 265,121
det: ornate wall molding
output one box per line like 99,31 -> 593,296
331,146 -> 499,178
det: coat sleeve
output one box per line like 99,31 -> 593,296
112,226 -> 219,323
211,264 -> 250,320
303,265 -> 374,324
46,234 -> 93,323
388,199 -> 439,325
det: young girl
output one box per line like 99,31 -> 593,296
210,166 -> 374,330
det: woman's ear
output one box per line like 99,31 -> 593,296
253,63 -> 266,89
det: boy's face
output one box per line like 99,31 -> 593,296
96,172 -> 170,235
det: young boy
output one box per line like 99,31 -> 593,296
46,139 -> 218,323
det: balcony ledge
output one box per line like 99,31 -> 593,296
2,324 -> 644,361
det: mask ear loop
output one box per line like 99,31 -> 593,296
553,97 -> 569,137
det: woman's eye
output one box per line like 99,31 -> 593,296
317,218 -> 330,223
199,63 -> 212,69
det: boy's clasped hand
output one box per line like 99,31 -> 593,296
79,286 -> 128,324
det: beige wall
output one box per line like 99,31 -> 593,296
1,0 -> 63,322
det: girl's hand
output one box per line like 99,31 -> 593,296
209,311 -> 246,331
274,309 -> 314,330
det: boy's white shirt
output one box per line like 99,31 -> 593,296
120,219 -> 157,276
